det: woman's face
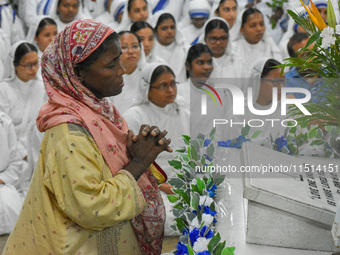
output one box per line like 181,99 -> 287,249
191,17 -> 208,29
205,28 -> 228,58
148,72 -> 177,107
57,0 -> 79,24
35,24 -> 58,52
187,52 -> 213,79
129,0 -> 148,22
136,27 -> 154,57
217,0 -> 237,28
240,12 -> 265,44
257,68 -> 284,105
77,40 -> 126,99
15,51 -> 39,82
120,33 -> 141,74
317,7 -> 327,22
156,18 -> 176,46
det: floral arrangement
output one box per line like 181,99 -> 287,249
167,128 -> 235,255
284,0 -> 340,127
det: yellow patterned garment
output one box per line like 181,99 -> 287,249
2,123 -> 146,255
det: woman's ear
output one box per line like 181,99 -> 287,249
73,65 -> 84,82
185,61 -> 190,72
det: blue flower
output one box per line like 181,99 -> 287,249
207,184 -> 217,197
203,153 -> 213,162
176,242 -> 188,255
200,226 -> 214,238
189,227 -> 200,244
204,138 -> 212,147
217,140 -> 232,147
203,205 -> 217,217
197,251 -> 211,255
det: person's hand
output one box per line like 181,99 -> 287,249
159,183 -> 175,195
124,125 -> 172,180
131,125 -> 173,153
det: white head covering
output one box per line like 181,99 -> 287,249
139,62 -> 164,103
199,16 -> 233,56
6,40 -> 35,80
188,0 -> 211,19
249,57 -> 269,102
109,0 -> 127,22
26,15 -> 54,43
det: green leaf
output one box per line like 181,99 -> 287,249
289,126 -> 297,134
209,127 -> 216,140
182,193 -> 190,205
207,143 -> 215,158
190,145 -> 198,161
191,192 -> 199,210
305,30 -> 321,49
197,133 -> 205,140
175,218 -> 187,233
175,148 -> 186,153
221,247 -> 236,255
188,245 -> 194,255
168,160 -> 182,170
173,203 -> 185,210
241,125 -> 250,137
251,130 -> 262,139
208,232 -> 221,252
307,126 -> 319,138
167,195 -> 179,203
327,0 -> 337,28
168,178 -> 185,188
196,178 -> 205,195
310,140 -> 325,146
213,240 -> 226,255
201,154 -> 206,165
182,135 -> 191,145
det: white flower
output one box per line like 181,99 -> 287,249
193,237 -> 210,252
336,25 -> 340,34
320,27 -> 334,38
202,213 -> 214,226
199,196 -> 214,206
190,217 -> 201,230
321,34 -> 336,49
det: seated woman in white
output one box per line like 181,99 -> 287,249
233,8 -> 282,70
118,0 -> 153,31
236,58 -> 287,139
40,0 -> 87,32
0,41 -> 45,160
109,31 -> 145,113
123,63 -> 189,236
0,111 -> 28,235
211,0 -> 242,42
131,20 -> 164,63
149,0 -> 184,22
95,0 -> 127,29
0,0 -> 25,43
202,17 -> 248,79
183,43 -> 232,141
26,16 -> 58,79
153,11 -> 188,83
180,0 -> 211,46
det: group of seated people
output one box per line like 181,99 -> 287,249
0,0 -> 330,236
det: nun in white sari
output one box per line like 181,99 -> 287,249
118,0 -> 154,31
95,0 -> 127,29
36,0 -> 89,32
236,58 -> 287,139
201,17 -> 248,79
109,31 -> 145,114
0,41 -> 45,159
233,8 -> 282,70
123,62 -> 189,236
0,111 -> 28,235
211,0 -> 242,42
180,0 -> 211,46
152,11 -> 188,83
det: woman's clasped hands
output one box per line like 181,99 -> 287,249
125,124 -> 172,180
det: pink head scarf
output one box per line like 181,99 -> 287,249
37,19 -> 165,254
